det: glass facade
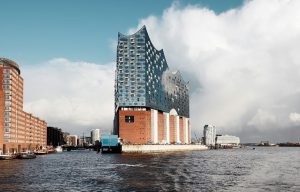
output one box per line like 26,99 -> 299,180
115,26 -> 189,118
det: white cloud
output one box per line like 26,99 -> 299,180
130,0 -> 300,141
289,113 -> 300,124
22,58 -> 114,135
247,109 -> 277,129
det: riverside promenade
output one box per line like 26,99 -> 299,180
122,144 -> 208,153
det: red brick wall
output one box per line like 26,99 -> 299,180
119,110 -> 152,144
118,109 -> 191,145
169,116 -> 176,144
145,111 -> 152,144
179,117 -> 184,143
157,112 -> 164,143
188,119 -> 191,143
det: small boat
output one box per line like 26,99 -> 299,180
17,152 -> 36,159
34,150 -> 48,155
47,148 -> 56,154
55,146 -> 63,153
0,154 -> 14,160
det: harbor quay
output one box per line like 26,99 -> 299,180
122,144 -> 208,153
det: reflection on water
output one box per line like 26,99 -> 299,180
0,147 -> 299,191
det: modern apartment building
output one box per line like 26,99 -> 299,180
203,125 -> 216,147
91,129 -> 101,145
67,135 -> 78,146
0,58 -> 47,154
114,26 -> 190,144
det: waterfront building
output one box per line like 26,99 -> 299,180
0,58 -> 47,153
215,135 -> 240,147
78,136 -> 85,147
91,129 -> 101,145
203,125 -> 216,147
85,137 -> 92,145
78,136 -> 92,146
47,127 -> 64,147
114,26 -> 190,144
63,132 -> 70,145
67,135 -> 78,146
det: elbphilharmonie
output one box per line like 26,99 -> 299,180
114,26 -> 190,144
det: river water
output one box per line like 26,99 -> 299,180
0,147 -> 299,192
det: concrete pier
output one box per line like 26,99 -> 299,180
122,144 -> 208,153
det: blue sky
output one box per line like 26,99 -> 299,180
0,0 -> 244,66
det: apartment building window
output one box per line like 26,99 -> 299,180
5,101 -> 11,106
5,95 -> 11,100
3,80 -> 10,84
3,69 -> 11,73
3,85 -> 11,89
3,74 -> 10,78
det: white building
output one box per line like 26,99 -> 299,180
91,129 -> 101,145
203,125 -> 216,146
67,135 -> 78,146
216,135 -> 240,146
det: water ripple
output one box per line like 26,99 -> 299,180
0,148 -> 299,191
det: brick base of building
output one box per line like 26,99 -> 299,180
118,107 -> 190,145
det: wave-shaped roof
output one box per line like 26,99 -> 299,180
119,26 -> 188,86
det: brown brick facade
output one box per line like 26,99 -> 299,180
119,109 -> 152,144
180,117 -> 184,143
118,108 -> 190,145
169,116 -> 176,143
188,119 -> 191,143
157,111 -> 164,142
0,59 -> 47,154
